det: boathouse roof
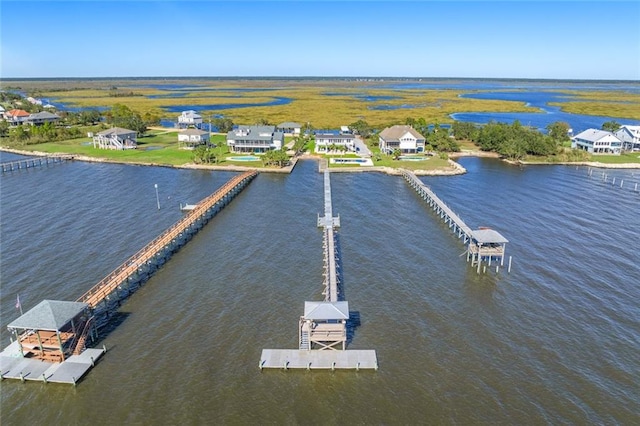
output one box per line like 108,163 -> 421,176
471,229 -> 508,244
7,300 -> 88,331
304,301 -> 349,320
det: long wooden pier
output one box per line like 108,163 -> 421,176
1,171 -> 258,385
0,155 -> 74,173
78,170 -> 258,310
260,169 -> 377,370
401,169 -> 510,273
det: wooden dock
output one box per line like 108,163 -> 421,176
0,155 -> 74,173
401,169 -> 509,273
77,170 -> 258,310
401,169 -> 473,242
1,171 -> 258,385
261,169 -> 377,369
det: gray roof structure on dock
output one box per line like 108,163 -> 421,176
304,301 -> 349,320
471,229 -> 508,244
7,300 -> 88,331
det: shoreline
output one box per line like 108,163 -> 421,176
2,147 -> 639,174
0,148 -> 466,176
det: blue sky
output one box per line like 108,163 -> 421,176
1,1 -> 639,80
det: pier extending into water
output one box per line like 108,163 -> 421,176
401,169 -> 510,273
0,155 -> 74,173
260,169 -> 377,370
1,170 -> 258,384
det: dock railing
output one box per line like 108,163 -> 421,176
77,170 -> 257,308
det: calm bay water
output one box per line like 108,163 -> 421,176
1,155 -> 639,424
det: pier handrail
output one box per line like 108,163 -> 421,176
77,170 -> 257,307
400,169 -> 473,239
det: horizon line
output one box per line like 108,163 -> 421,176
1,76 -> 639,83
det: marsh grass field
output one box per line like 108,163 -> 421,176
7,77 -> 639,128
2,78 -> 640,169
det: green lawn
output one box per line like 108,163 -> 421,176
591,153 -> 640,164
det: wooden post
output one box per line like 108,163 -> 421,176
508,256 -> 512,273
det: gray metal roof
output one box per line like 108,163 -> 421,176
28,111 -> 60,120
471,229 -> 508,244
96,127 -> 136,136
573,129 -> 619,143
227,125 -> 283,141
7,300 -> 88,331
179,129 -> 208,136
304,301 -> 349,320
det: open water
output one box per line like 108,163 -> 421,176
1,155 -> 639,424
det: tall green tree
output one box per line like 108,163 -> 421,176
602,120 -> 621,132
452,121 -> 479,141
546,121 -> 571,145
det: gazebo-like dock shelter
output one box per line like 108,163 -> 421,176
468,228 -> 509,272
7,300 -> 94,363
299,301 -> 349,351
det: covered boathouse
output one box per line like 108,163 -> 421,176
6,300 -> 96,363
1,300 -> 105,384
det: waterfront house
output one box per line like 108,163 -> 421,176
26,111 -> 60,126
178,128 -> 210,149
226,125 -> 283,153
93,127 -> 137,150
4,109 -> 30,126
178,110 -> 203,128
378,125 -> 425,154
314,133 -> 356,154
614,125 -> 640,152
571,129 -> 622,155
277,122 -> 302,135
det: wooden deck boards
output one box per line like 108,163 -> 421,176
260,349 -> 378,370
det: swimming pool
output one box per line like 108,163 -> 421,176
227,156 -> 261,162
329,158 -> 374,166
398,155 -> 428,161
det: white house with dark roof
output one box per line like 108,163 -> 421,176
178,110 -> 203,128
277,122 -> 301,135
379,125 -> 425,154
93,127 -> 137,150
26,111 -> 60,126
178,128 -> 210,149
226,125 -> 283,153
572,129 -> 622,155
314,133 -> 356,153
614,125 -> 640,152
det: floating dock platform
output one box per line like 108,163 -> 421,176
260,349 -> 377,370
0,341 -> 105,385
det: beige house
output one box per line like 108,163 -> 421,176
178,128 -> 210,149
93,127 -> 137,150
379,125 -> 426,154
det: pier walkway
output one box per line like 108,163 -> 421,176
1,155 -> 74,173
2,171 -> 257,385
78,170 -> 258,310
260,169 -> 377,370
401,169 -> 510,273
401,169 -> 473,242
